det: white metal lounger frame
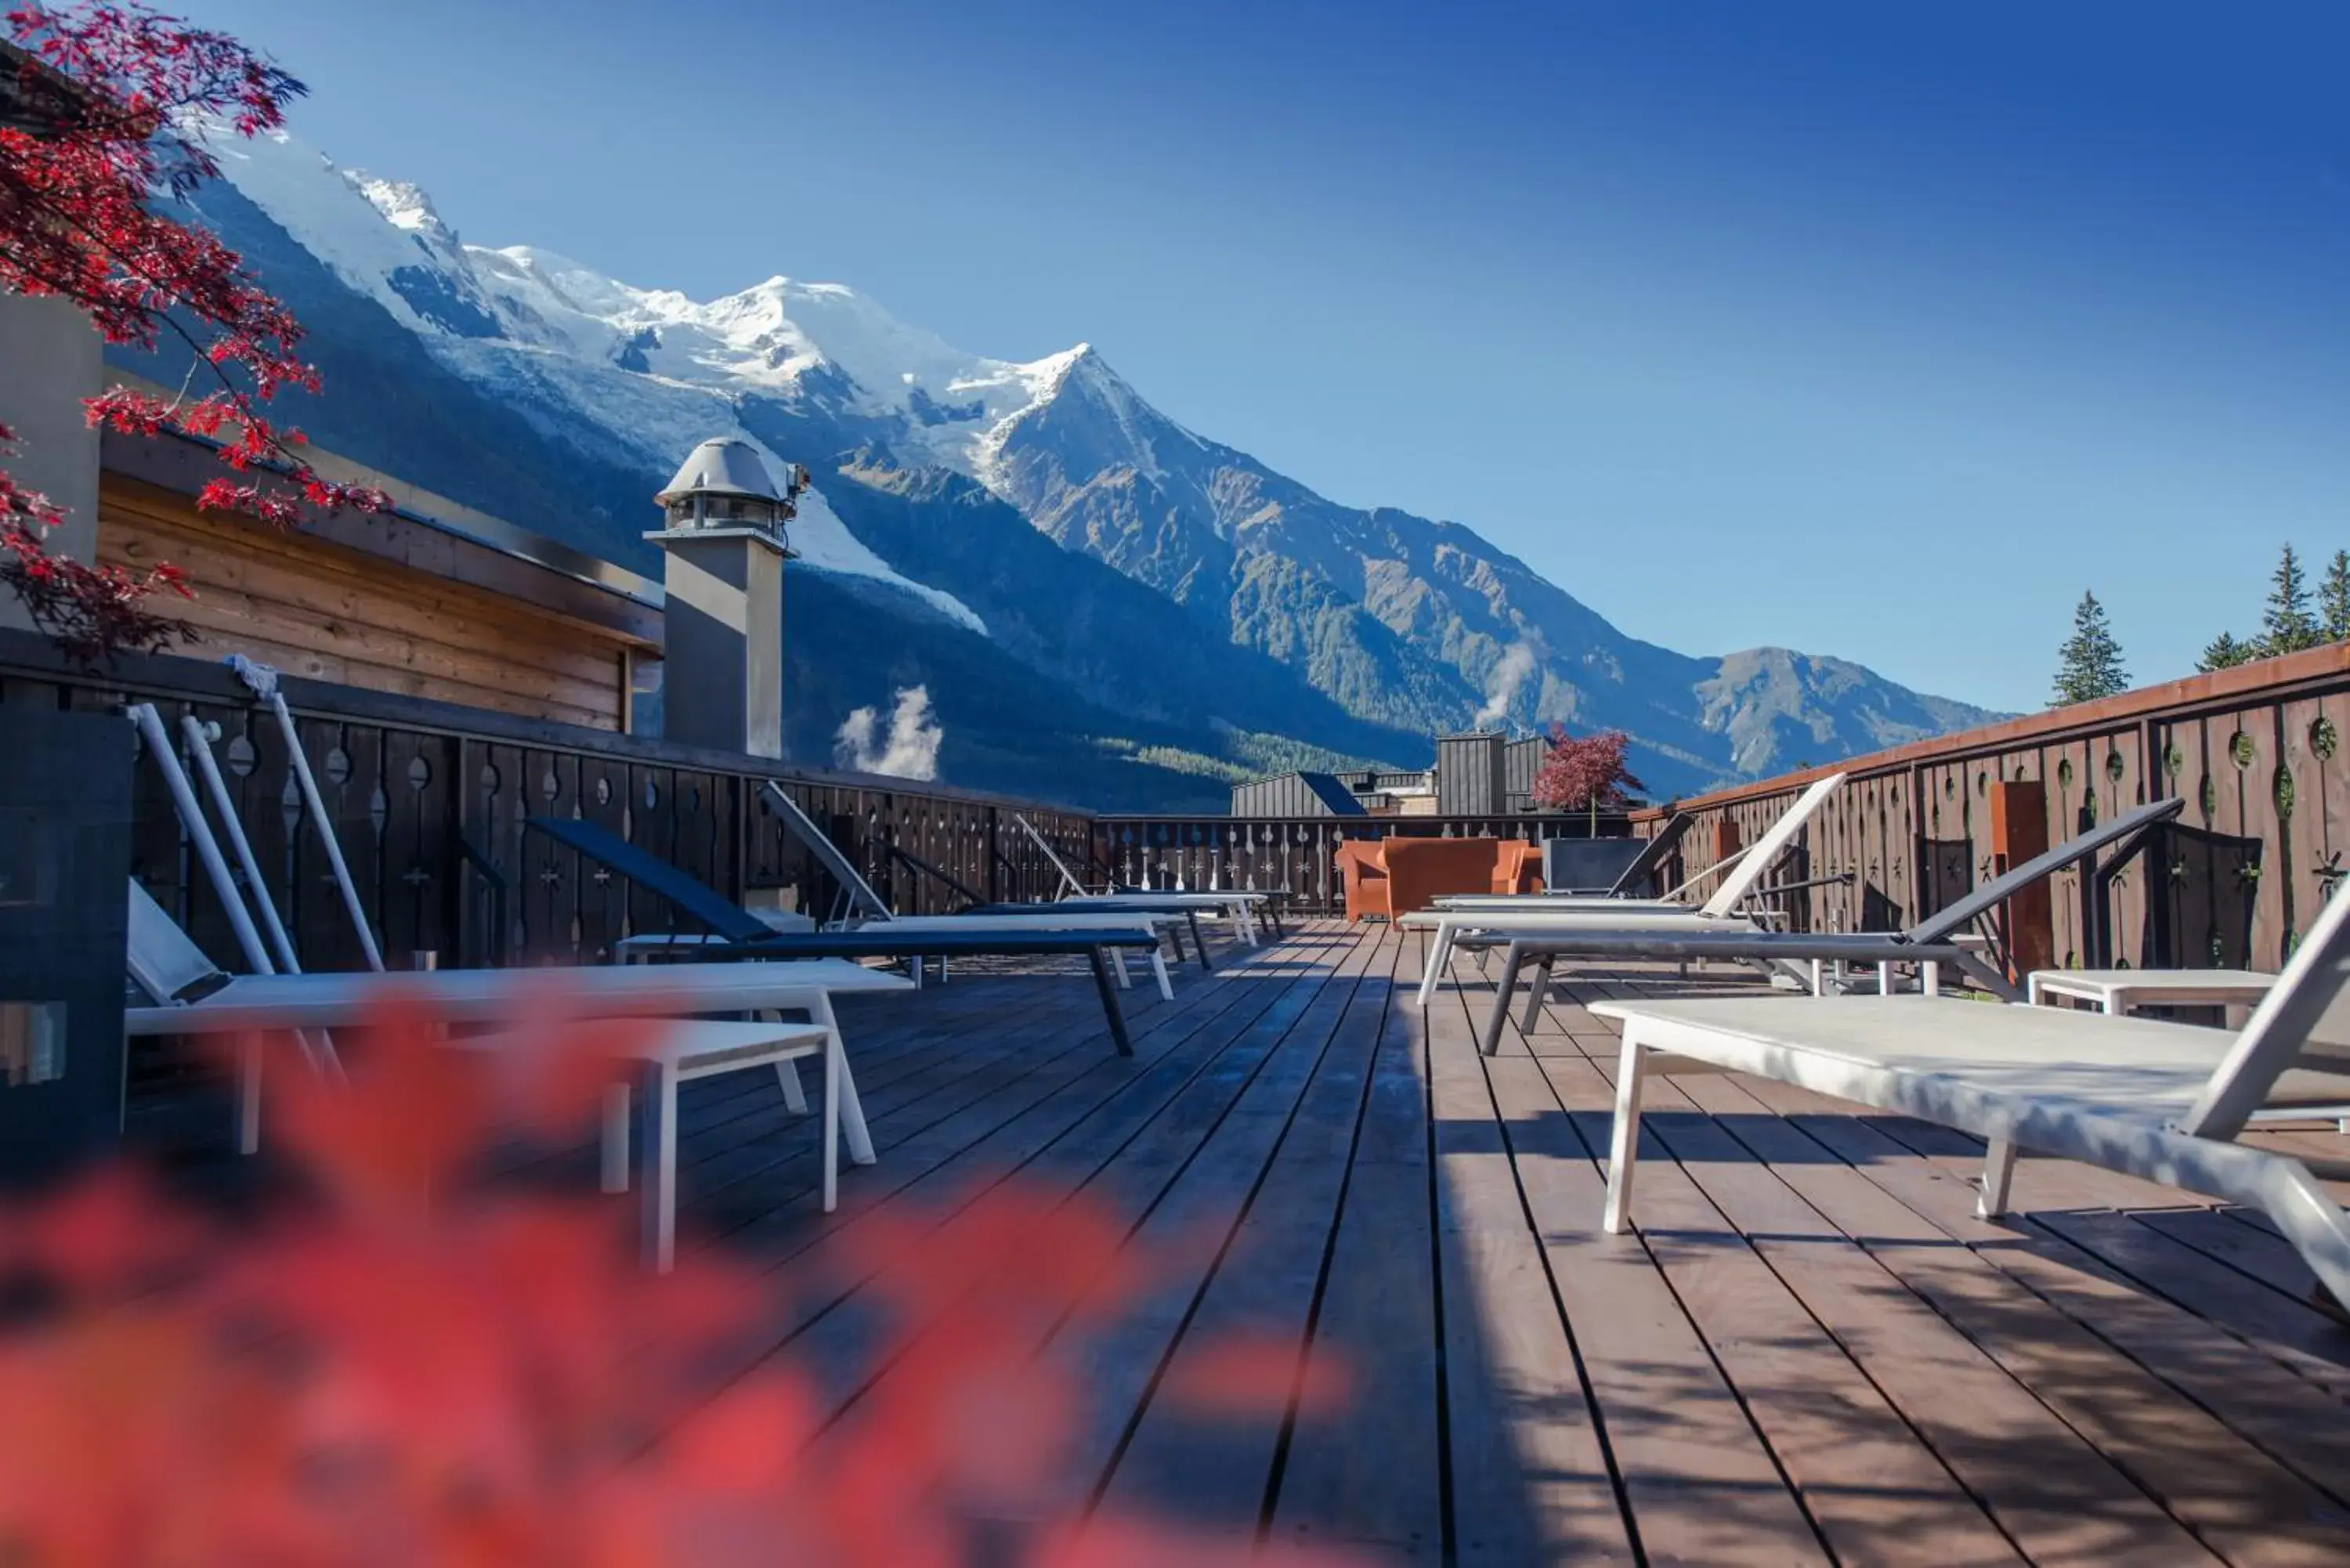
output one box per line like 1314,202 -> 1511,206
1012,811 -> 1264,943
1468,795 -> 2189,1039
757,779 -> 896,924
1415,771 -> 1846,1004
226,656 -> 387,972
757,782 -> 1173,996
1014,811 -> 1090,898
1596,871 -> 2350,1309
126,880 -> 868,1257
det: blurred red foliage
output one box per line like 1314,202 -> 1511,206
0,999 -> 1376,1566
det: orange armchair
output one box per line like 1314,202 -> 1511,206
1338,836 -> 1542,919
1336,839 -> 1390,922
1383,838 -> 1522,919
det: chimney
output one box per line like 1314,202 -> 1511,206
645,438 -> 803,758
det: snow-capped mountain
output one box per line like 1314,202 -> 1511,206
144,123 -> 1999,803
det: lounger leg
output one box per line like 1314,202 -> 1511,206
822,1035 -> 841,1214
1518,956 -> 1554,1035
2258,1164 -> 2350,1317
1088,946 -> 1135,1056
1603,1028 -> 1650,1234
1809,959 -> 1824,996
1418,927 -> 1454,1009
601,1082 -> 631,1194
1113,948 -> 1133,988
1922,962 -> 1942,998
642,1061 -> 678,1274
1977,1135 -> 2018,1219
811,995 -> 874,1167
237,1035 -> 263,1156
1166,919 -> 1188,963
1480,945 -> 1528,1057
776,1058 -> 808,1115
1151,948 -> 1174,1003
1188,912 -> 1213,970
1878,960 -> 1895,996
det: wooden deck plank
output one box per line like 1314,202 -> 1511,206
1423,941 -> 1639,1565
1531,1057 -> 2029,1566
1086,926 -> 1400,1541
549,927 -> 2350,1566
1034,930 -> 1389,1508
1270,930 -> 1444,1562
1778,1106 -> 2350,1516
1470,1045 -> 1835,1566
2028,1209 -> 2350,1400
712,925 -> 1360,1276
1680,1083 -> 2323,1565
783,927 -> 1383,1437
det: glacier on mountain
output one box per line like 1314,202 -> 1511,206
211,126 -> 994,635
189,118 -> 1999,793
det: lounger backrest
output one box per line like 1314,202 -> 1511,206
1610,812 -> 1692,897
125,879 -> 226,1003
525,817 -> 777,941
2181,878 -> 2350,1139
1697,772 -> 1846,919
756,782 -> 895,920
1908,797 -> 2185,946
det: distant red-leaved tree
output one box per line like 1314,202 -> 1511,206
0,998 -> 1372,1567
1528,724 -> 1644,832
1,1 -> 387,665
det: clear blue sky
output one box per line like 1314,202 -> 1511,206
176,0 -> 2350,713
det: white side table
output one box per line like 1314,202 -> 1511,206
2026,968 -> 2277,1017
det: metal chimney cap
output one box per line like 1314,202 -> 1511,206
654,437 -> 783,506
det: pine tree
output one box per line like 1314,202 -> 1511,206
2322,550 -> 2350,643
2198,630 -> 2258,672
2051,591 -> 2128,706
2259,544 -> 2323,656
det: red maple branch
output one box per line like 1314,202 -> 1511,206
1,2 -> 389,666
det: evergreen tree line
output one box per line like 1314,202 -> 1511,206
2051,544 -> 2350,709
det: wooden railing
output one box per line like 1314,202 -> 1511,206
0,631 -> 1094,973
1633,645 -> 2350,974
1090,813 -> 1632,914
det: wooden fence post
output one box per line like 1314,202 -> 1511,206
1988,779 -> 2055,980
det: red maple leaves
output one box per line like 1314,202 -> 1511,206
0,997 -> 1378,1567
1528,724 -> 1644,821
2,2 -> 388,665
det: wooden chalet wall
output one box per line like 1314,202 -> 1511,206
1633,645 -> 2350,972
98,474 -> 641,731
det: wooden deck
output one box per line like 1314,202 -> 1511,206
660,919 -> 2350,1566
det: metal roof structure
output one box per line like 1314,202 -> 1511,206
656,437 -> 785,505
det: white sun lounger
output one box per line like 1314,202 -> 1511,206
125,882 -> 909,1260
1430,771 -> 1846,918
1464,797 -> 2187,1046
1405,772 -> 1849,1006
747,783 -> 1202,974
1010,810 -> 1270,944
1589,864 -> 2350,1316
